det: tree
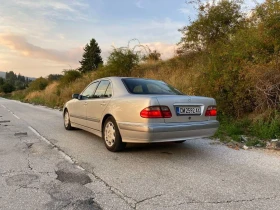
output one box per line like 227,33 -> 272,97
106,47 -> 140,76
79,38 -> 103,73
1,83 -> 15,93
0,77 -> 4,86
178,0 -> 244,53
5,71 -> 17,85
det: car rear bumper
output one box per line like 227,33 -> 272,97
118,120 -> 219,143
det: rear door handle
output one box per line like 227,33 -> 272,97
84,102 -> 88,105
100,102 -> 106,106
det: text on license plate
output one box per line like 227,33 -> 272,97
176,107 -> 201,115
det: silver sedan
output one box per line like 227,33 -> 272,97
63,77 -> 219,152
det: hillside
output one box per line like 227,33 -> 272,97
0,71 -> 36,80
4,0 -> 280,145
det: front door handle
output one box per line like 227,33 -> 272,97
100,102 -> 106,106
84,102 -> 88,105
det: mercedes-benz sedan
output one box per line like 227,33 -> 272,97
63,77 -> 219,152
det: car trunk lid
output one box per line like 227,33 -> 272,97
156,95 -> 216,123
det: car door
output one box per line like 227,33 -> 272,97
86,80 -> 112,131
71,81 -> 99,127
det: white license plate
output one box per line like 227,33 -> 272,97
176,106 -> 201,115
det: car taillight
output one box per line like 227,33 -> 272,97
140,106 -> 172,118
205,106 -> 217,116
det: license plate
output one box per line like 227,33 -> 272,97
176,106 -> 201,115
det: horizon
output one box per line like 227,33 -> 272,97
0,0 -> 262,78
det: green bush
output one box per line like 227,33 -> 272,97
28,77 -> 48,91
1,83 -> 15,93
59,70 -> 82,87
105,47 -> 140,76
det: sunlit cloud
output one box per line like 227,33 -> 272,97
0,34 -> 83,64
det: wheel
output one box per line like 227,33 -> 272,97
174,140 -> 186,143
64,109 -> 73,130
103,117 -> 126,152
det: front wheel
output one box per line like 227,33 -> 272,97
64,110 -> 73,130
103,117 -> 126,152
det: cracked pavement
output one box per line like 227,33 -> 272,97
1,98 -> 280,210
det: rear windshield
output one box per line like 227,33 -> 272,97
122,78 -> 183,95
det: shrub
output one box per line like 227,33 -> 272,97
28,77 -> 48,91
59,70 -> 82,87
1,83 -> 15,93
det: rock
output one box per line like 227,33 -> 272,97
255,143 -> 262,147
240,135 -> 248,142
243,145 -> 249,150
266,139 -> 279,150
276,142 -> 280,150
227,141 -> 244,150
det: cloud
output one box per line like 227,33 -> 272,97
0,0 -> 90,38
0,34 -> 83,65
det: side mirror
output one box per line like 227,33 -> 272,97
72,93 -> 80,99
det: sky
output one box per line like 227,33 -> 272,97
0,0 -> 262,77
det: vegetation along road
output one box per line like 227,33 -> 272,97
1,98 -> 280,210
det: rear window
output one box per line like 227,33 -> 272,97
122,78 -> 183,95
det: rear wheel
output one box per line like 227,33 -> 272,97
103,117 -> 126,152
64,110 -> 73,130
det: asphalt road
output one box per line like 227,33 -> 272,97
1,98 -> 280,210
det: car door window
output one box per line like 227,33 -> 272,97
94,80 -> 111,98
80,82 -> 99,99
104,83 -> 112,97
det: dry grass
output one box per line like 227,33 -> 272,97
25,58 -> 201,108
23,72 -> 98,107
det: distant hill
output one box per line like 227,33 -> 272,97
0,71 -> 5,78
0,71 -> 36,80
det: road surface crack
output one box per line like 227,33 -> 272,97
27,153 -> 33,171
135,194 -> 163,207
173,196 -> 279,207
108,185 -> 137,208
15,186 -> 40,192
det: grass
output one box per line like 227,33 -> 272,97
214,111 -> 280,146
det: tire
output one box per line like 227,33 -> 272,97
174,140 -> 186,143
103,117 -> 126,152
64,109 -> 73,130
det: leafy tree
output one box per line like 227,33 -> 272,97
255,0 -> 280,65
1,83 -> 15,93
105,47 -> 140,76
0,77 -> 4,86
79,38 -> 103,73
5,71 -> 17,85
178,0 -> 245,53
